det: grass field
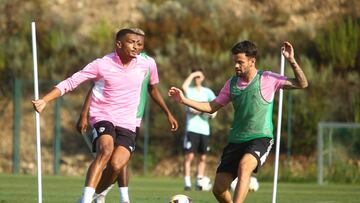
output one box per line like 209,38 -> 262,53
0,174 -> 360,203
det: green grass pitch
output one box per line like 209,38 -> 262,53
0,174 -> 359,203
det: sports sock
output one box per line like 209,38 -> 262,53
82,187 -> 95,203
119,187 -> 129,203
196,176 -> 204,186
184,176 -> 191,187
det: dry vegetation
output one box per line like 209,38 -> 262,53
1,0 -> 359,177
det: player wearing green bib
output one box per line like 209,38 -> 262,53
169,40 -> 308,203
228,70 -> 274,144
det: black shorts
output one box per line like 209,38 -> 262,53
183,131 -> 210,154
216,137 -> 273,179
92,120 -> 136,154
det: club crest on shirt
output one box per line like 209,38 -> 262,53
99,127 -> 105,133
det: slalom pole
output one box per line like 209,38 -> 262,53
31,21 -> 43,203
271,49 -> 285,203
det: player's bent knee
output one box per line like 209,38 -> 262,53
185,154 -> 194,162
97,147 -> 113,160
212,188 -> 224,199
110,163 -> 124,173
212,183 -> 226,196
199,156 -> 207,162
110,159 -> 128,172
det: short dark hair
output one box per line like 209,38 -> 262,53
191,67 -> 203,73
115,28 -> 145,41
231,40 -> 257,58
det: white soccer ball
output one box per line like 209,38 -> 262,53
230,176 -> 259,192
168,194 -> 192,203
249,176 -> 259,192
196,176 -> 212,191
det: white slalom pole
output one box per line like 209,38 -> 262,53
31,21 -> 43,203
271,50 -> 285,203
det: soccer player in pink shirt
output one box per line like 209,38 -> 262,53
169,40 -> 308,203
32,28 -> 156,203
76,28 -> 178,203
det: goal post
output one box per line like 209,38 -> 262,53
317,122 -> 360,185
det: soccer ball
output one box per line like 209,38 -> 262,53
230,176 -> 259,192
168,194 -> 192,203
249,176 -> 259,192
196,176 -> 212,191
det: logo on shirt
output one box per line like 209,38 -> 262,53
185,141 -> 192,149
99,127 -> 105,133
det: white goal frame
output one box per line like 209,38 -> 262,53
317,122 -> 360,185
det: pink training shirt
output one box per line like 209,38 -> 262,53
56,52 -> 159,132
215,70 -> 287,106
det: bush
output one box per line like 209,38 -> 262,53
326,160 -> 360,183
315,17 -> 359,70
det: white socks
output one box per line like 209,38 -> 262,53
82,187 -> 95,203
119,187 -> 130,203
184,176 -> 191,187
82,185 -> 128,202
196,176 -> 203,185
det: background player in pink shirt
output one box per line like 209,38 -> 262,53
32,28 -> 153,203
169,41 -> 308,203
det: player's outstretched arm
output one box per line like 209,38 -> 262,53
148,84 -> 179,131
76,86 -> 93,134
168,87 -> 222,114
32,87 -> 62,113
282,41 -> 308,89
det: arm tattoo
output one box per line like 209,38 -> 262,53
289,60 -> 308,88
